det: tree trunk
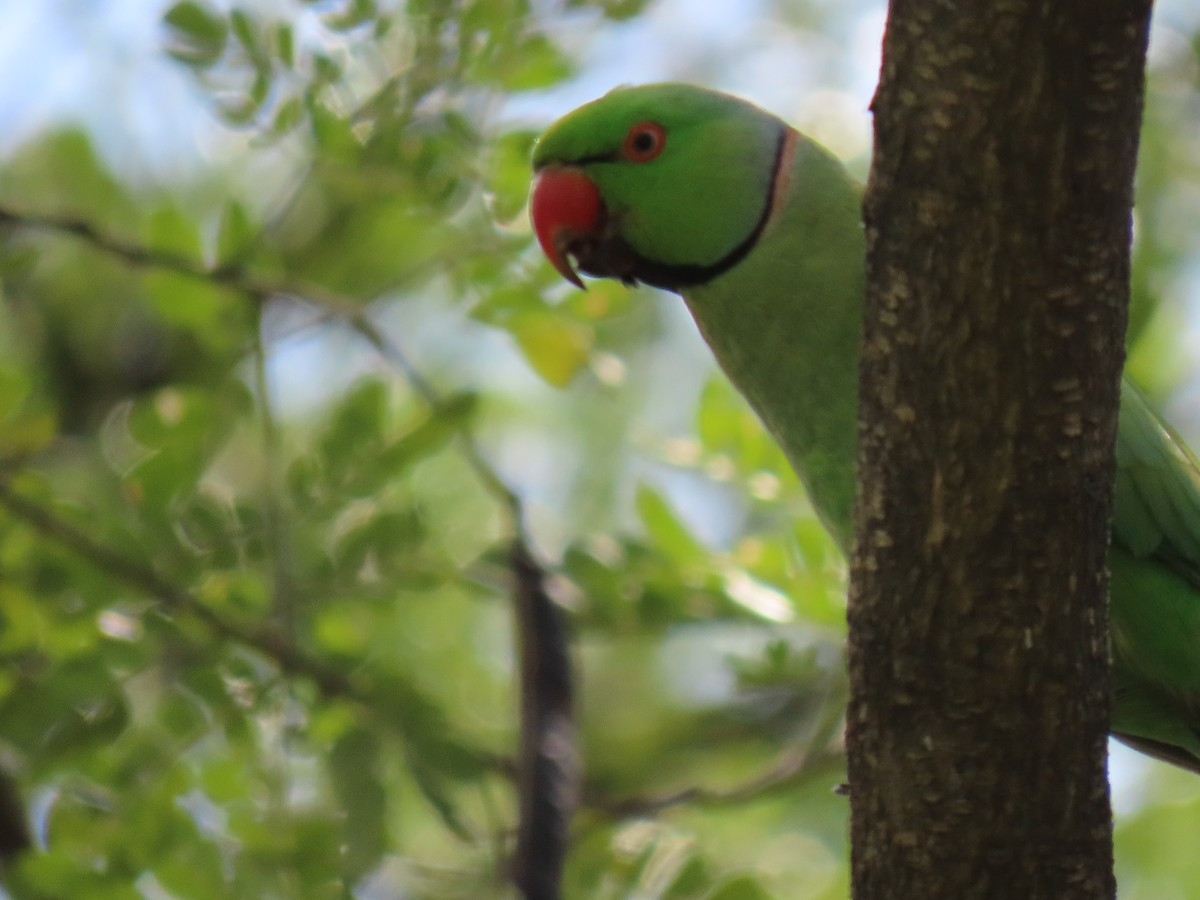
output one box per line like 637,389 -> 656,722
848,3 -> 1151,898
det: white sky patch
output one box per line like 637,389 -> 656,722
1108,739 -> 1156,816
724,568 -> 794,623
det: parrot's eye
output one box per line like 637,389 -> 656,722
623,122 -> 666,162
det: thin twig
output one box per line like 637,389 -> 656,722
584,746 -> 844,819
250,308 -> 299,632
0,205 -> 342,309
583,673 -> 848,820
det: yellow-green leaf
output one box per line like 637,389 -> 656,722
510,309 -> 591,386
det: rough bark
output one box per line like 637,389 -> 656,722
848,3 -> 1151,898
511,539 -> 577,900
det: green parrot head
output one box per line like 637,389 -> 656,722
529,83 -> 789,291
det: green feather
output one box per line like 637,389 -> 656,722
533,82 -> 1200,773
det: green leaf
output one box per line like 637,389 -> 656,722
0,409 -> 57,456
0,365 -> 34,422
329,727 -> 387,878
230,9 -> 266,67
271,95 -> 305,137
319,386 -> 475,498
470,284 -> 539,325
220,70 -> 273,124
588,0 -> 653,19
200,756 -> 253,803
307,93 -> 358,159
176,492 -> 240,567
636,485 -> 705,566
662,853 -> 713,898
126,387 -> 223,512
561,278 -> 632,321
151,836 -> 227,899
317,378 -> 388,486
407,756 -> 473,841
144,204 -> 203,259
313,602 -> 369,656
509,309 -> 591,387
333,508 -> 425,576
163,1 -> 228,67
286,452 -> 322,512
487,129 -> 538,223
324,0 -> 377,31
374,393 -> 476,472
275,23 -> 296,68
500,34 -> 573,90
142,270 -> 231,334
311,53 -> 343,86
196,570 -> 270,617
216,200 -> 255,268
156,687 -> 211,738
0,657 -> 126,766
706,875 -> 777,899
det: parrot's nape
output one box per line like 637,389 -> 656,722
529,82 -> 1200,775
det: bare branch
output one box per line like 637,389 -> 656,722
583,745 -> 844,820
511,539 -> 576,900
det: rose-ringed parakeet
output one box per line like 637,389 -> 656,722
528,82 -> 1200,773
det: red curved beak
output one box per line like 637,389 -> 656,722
529,167 -> 603,289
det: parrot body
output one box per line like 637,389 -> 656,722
530,83 -> 1200,772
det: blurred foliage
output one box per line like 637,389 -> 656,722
0,0 -> 1195,898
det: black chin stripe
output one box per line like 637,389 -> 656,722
627,125 -> 790,293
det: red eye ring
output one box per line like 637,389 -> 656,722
622,121 -> 666,162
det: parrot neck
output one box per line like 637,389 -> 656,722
681,133 -> 865,551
